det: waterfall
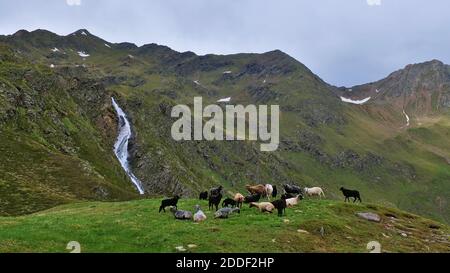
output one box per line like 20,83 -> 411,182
111,97 -> 145,194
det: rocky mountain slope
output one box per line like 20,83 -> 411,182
0,29 -> 449,223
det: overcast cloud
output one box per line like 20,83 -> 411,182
0,0 -> 449,86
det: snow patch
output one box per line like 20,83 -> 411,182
51,47 -> 59,52
217,97 -> 231,103
223,71 -> 232,74
194,80 -> 200,85
50,64 -> 55,68
104,43 -> 111,48
81,31 -> 87,36
340,96 -> 371,105
78,51 -> 90,58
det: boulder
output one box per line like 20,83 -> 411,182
356,212 -> 381,223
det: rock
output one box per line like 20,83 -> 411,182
356,212 -> 381,223
175,246 -> 186,252
401,233 -> 408,237
187,244 -> 197,249
283,219 -> 290,223
297,229 -> 309,234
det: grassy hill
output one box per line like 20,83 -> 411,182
0,198 -> 448,253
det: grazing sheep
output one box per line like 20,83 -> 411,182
281,192 -> 296,200
233,193 -> 245,208
264,184 -> 274,200
244,193 -> 261,203
193,205 -> 207,222
249,202 -> 275,213
222,198 -> 237,208
245,184 -> 266,196
272,185 -> 278,198
209,186 -> 223,211
304,187 -> 325,198
199,191 -> 208,200
340,187 -> 362,203
283,184 -> 303,195
285,194 -> 303,208
214,207 -> 240,219
159,195 -> 180,213
170,207 -> 193,220
271,199 -> 287,217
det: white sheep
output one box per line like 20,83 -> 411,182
249,202 -> 275,213
285,195 -> 302,207
264,184 -> 273,200
193,205 -> 207,222
304,187 -> 325,198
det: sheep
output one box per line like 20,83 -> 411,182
193,205 -> 207,222
264,184 -> 274,200
170,207 -> 192,220
304,187 -> 325,198
285,194 -> 303,208
271,199 -> 287,217
272,185 -> 278,198
209,186 -> 223,211
199,191 -> 208,200
244,193 -> 261,203
284,184 -> 303,195
233,193 -> 245,208
245,184 -> 266,196
210,185 -> 223,196
214,207 -> 240,219
249,202 -> 275,213
340,187 -> 362,203
159,195 -> 180,213
222,198 -> 237,208
281,192 -> 296,200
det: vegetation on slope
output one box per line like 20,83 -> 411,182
0,198 -> 447,253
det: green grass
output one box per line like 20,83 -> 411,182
0,198 -> 448,253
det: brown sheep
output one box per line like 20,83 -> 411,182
233,193 -> 245,208
249,202 -> 275,213
245,184 -> 266,196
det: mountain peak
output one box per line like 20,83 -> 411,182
70,29 -> 91,37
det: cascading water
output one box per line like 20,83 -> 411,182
111,97 -> 145,194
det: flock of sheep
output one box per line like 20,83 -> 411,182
159,183 -> 362,222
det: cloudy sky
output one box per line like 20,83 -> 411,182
1,0 -> 449,86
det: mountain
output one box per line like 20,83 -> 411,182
0,29 -> 449,224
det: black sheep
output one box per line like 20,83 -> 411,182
209,193 -> 222,211
210,185 -> 223,196
281,192 -> 296,200
272,185 -> 278,198
243,193 -> 261,203
340,187 -> 362,203
159,195 -> 180,213
283,184 -> 303,195
271,199 -> 287,217
222,198 -> 237,208
199,191 -> 208,200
